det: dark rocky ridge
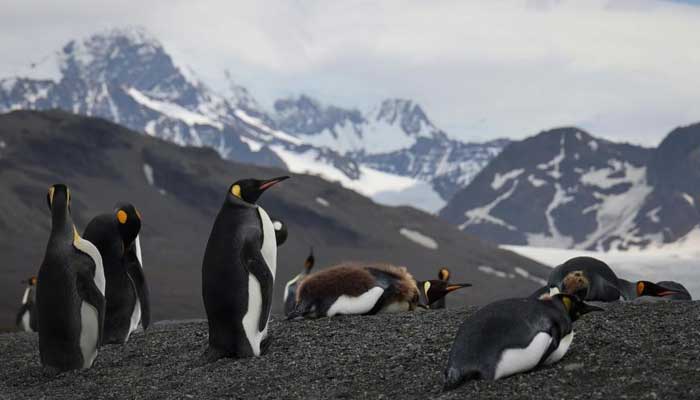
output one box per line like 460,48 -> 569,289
1,302 -> 698,399
0,110 -> 547,330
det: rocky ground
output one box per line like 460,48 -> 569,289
1,302 -> 699,399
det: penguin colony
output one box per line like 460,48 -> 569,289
16,180 -> 692,392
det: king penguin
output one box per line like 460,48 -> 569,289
632,280 -> 692,301
283,248 -> 315,317
444,294 -> 602,390
202,176 -> 289,361
83,203 -> 150,344
417,278 -> 471,309
272,219 -> 288,247
431,268 -> 451,309
16,276 -> 38,332
36,184 -> 106,372
546,256 -> 624,301
287,262 -> 420,318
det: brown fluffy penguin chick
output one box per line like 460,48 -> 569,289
288,263 -> 419,319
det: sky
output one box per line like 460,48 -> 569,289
1,0 -> 699,146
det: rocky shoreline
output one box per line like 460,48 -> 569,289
1,302 -> 698,399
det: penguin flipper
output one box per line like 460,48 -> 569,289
126,257 -> 151,330
244,243 -> 274,332
76,272 -> 106,346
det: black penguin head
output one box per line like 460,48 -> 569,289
22,276 -> 38,286
114,202 -> 142,249
272,219 -> 288,246
636,281 -> 684,298
304,248 -> 315,273
552,294 -> 603,322
46,184 -> 71,212
438,267 -> 450,281
228,176 -> 289,204
418,280 -> 471,307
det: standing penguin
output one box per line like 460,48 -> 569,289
283,248 -> 315,317
417,279 -> 471,309
83,203 -> 150,343
202,176 -> 288,361
443,294 -> 602,390
36,184 -> 106,372
431,268 -> 451,309
16,276 -> 38,332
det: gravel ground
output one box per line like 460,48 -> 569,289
1,302 -> 699,399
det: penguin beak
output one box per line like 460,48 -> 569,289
446,283 -> 471,293
259,176 -> 289,191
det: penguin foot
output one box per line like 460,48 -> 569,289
260,337 -> 272,355
198,346 -> 226,365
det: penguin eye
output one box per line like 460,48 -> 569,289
117,210 -> 128,224
231,185 -> 242,198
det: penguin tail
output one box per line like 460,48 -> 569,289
443,367 -> 479,392
198,346 -> 226,365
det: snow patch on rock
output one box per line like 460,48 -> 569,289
315,197 -> 330,207
399,228 -> 438,249
491,169 -> 524,191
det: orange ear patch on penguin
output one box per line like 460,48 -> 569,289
117,210 -> 128,224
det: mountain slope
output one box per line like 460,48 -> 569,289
0,110 -> 547,329
0,28 -> 506,212
440,126 -> 700,250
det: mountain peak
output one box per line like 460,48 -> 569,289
371,98 -> 444,139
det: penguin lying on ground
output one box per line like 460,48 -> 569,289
534,256 -> 624,301
443,294 -> 602,391
37,184 -> 106,372
287,263 -> 471,319
631,280 -> 692,301
202,176 -> 288,361
431,268 -> 451,309
83,203 -> 150,344
283,248 -> 315,317
16,276 -> 38,332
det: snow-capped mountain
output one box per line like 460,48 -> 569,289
440,126 -> 700,251
0,27 -> 505,213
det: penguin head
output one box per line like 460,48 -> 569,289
114,202 -> 142,248
22,276 -> 38,286
561,270 -> 590,299
304,248 -> 315,273
272,219 -> 288,246
636,280 -> 684,298
228,176 -> 289,205
438,267 -> 450,281
417,280 -> 471,307
46,184 -> 71,212
553,294 -> 603,322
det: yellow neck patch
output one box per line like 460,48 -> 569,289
117,210 -> 128,224
637,281 -> 645,296
231,184 -> 241,198
48,187 -> 55,205
562,296 -> 573,312
72,225 -> 80,243
423,281 -> 431,295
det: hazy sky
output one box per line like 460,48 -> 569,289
1,0 -> 699,145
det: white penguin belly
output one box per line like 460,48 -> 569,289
126,297 -> 142,341
544,331 -> 573,365
242,274 -> 265,356
80,301 -> 100,369
73,236 -> 106,295
240,206 -> 277,356
494,332 -> 552,380
326,287 -> 385,316
379,301 -> 410,314
21,311 -> 33,333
